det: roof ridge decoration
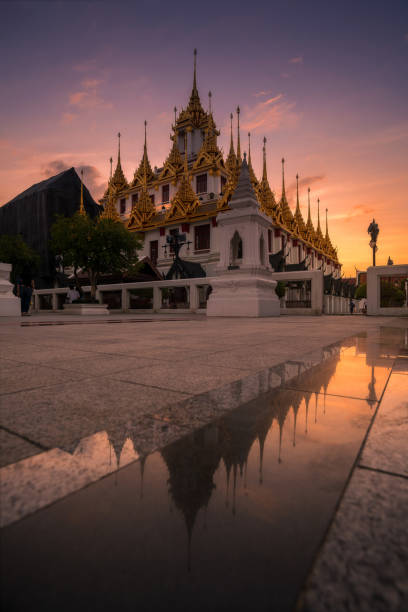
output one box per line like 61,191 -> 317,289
193,91 -> 224,174
101,171 -> 121,222
256,137 -> 281,222
225,112 -> 238,184
247,132 -> 259,188
159,111 -> 184,183
165,133 -> 200,221
278,157 -> 294,231
305,186 -> 317,243
315,197 -> 325,249
111,132 -> 129,193
292,173 -> 307,239
132,121 -> 156,188
175,49 -> 208,129
229,153 -> 259,210
127,147 -> 156,230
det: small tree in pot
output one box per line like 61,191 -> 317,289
50,213 -> 142,301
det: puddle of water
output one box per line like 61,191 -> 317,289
1,328 -> 405,612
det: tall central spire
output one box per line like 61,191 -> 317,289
110,131 -> 128,193
256,136 -> 278,218
193,47 -> 197,92
293,173 -> 307,238
279,156 -> 294,229
281,157 -> 286,199
132,120 -> 155,187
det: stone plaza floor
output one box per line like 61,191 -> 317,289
0,313 -> 407,611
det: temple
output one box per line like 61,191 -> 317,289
100,50 -> 341,279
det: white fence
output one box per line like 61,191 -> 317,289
33,270 -> 330,315
367,264 -> 408,316
323,295 -> 350,315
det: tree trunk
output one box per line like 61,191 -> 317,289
89,270 -> 98,301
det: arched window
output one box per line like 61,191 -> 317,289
230,231 -> 243,265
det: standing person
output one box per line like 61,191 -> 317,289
21,280 -> 33,316
349,298 -> 355,314
66,284 -> 80,303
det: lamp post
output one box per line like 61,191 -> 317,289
367,219 -> 379,266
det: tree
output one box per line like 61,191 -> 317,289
275,281 -> 286,298
50,213 -> 142,300
355,283 -> 367,299
0,234 -> 40,283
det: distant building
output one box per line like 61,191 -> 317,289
0,168 -> 101,287
100,51 -> 342,279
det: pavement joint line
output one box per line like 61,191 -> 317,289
0,425 -> 50,452
112,377 -> 194,395
357,464 -> 408,480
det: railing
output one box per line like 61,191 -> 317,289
33,278 -> 215,314
271,270 -> 323,315
323,295 -> 351,315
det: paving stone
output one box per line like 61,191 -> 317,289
0,429 -> 41,468
360,373 -> 408,477
301,468 -> 408,612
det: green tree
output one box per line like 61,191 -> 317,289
50,213 -> 142,300
0,234 -> 40,282
275,281 -> 286,298
355,283 -> 367,299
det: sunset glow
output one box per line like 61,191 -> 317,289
1,0 -> 407,275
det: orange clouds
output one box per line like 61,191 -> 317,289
68,78 -> 112,111
289,56 -> 303,64
241,93 -> 300,132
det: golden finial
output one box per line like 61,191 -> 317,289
144,120 -> 147,147
79,168 -> 86,215
248,132 -> 251,157
109,157 -> 113,180
317,197 -> 321,229
307,187 -> 311,222
281,157 -> 286,198
174,106 -> 177,125
296,173 -> 300,210
117,132 -> 121,160
193,48 -> 197,90
230,112 -> 234,150
236,105 -> 241,162
325,207 -> 329,237
262,136 -> 267,180
208,91 -> 212,114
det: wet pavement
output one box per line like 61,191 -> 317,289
1,322 -> 407,611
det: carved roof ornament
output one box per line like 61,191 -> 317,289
305,187 -> 317,243
292,173 -> 307,239
176,49 -> 208,129
79,168 -> 86,216
132,121 -> 155,188
256,137 -> 281,222
193,92 -> 224,174
110,132 -> 129,194
323,206 -> 336,258
127,140 -> 156,230
165,133 -> 200,221
278,157 -> 294,230
225,112 -> 238,183
229,153 -> 259,210
159,112 -> 184,183
247,132 -> 259,189
101,174 -> 121,222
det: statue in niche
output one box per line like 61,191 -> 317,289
259,234 -> 265,265
229,231 -> 243,269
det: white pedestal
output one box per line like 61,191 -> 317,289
63,303 -> 110,315
207,271 -> 280,317
0,263 -> 21,317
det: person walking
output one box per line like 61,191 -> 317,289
349,298 -> 355,314
20,280 -> 33,316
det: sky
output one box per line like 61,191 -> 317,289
0,0 -> 407,275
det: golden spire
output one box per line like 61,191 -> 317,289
101,160 -> 121,222
176,49 -> 207,129
79,168 -> 86,215
165,132 -> 200,220
225,112 -> 237,180
305,186 -> 316,243
132,120 -> 155,187
256,137 -> 280,220
159,117 -> 183,181
293,173 -> 307,238
315,197 -> 325,247
324,207 -> 335,257
236,106 -> 242,164
247,132 -> 258,188
110,132 -> 129,193
279,157 -> 294,229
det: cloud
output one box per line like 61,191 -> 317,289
289,56 -> 303,64
42,160 -> 105,199
331,203 -> 375,222
241,93 -> 300,133
61,112 -> 77,125
69,78 -> 112,110
286,175 -> 326,203
73,59 -> 98,72
253,90 -> 272,98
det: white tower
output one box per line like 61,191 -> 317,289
207,155 -> 280,317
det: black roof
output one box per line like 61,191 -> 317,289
166,258 -> 206,280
